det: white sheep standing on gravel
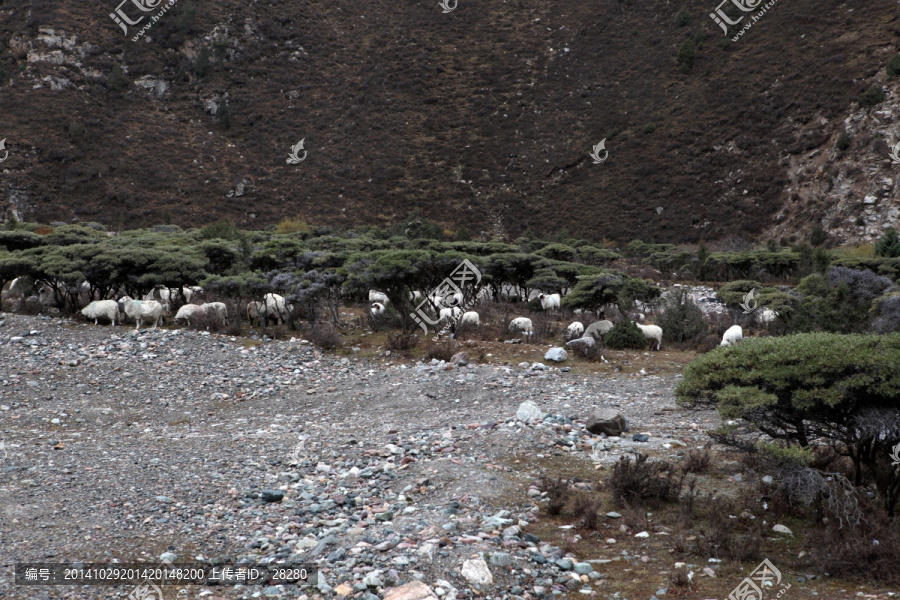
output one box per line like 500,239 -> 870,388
635,322 -> 663,351
509,317 -> 534,335
174,303 -> 205,326
538,293 -> 561,314
566,321 -> 584,339
264,293 -> 290,325
460,311 -> 480,326
81,300 -> 119,326
123,298 -> 163,330
202,302 -> 228,325
721,325 -> 743,346
370,302 -> 386,316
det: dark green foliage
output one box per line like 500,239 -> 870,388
605,320 -> 648,349
563,270 -> 659,313
0,230 -> 43,251
525,268 -> 566,294
791,267 -> 891,333
643,123 -> 656,134
535,243 -> 576,262
810,224 -> 826,247
176,0 -> 197,36
835,132 -> 850,151
676,39 -> 695,73
455,227 -> 472,242
875,228 -> 900,258
200,219 -> 242,241
887,55 -> 900,78
195,46 -> 211,79
859,85 -> 885,109
676,7 -> 692,26
106,65 -> 129,93
676,332 -> 900,514
217,101 -> 231,129
0,61 -> 8,85
658,289 -> 708,345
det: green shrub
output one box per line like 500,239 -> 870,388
194,46 -> 211,78
810,224 -> 826,247
658,289 -> 708,345
200,219 -> 242,241
106,65 -> 129,93
875,228 -> 900,258
859,85 -> 885,109
605,320 -> 648,349
887,55 -> 900,78
676,332 -> 900,515
676,39 -> 695,73
835,132 -> 850,151
643,123 -> 656,134
676,7 -> 692,26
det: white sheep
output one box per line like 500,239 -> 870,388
81,300 -> 119,326
264,293 -> 290,325
123,298 -> 163,330
174,303 -> 205,326
758,308 -> 778,325
635,322 -> 663,351
369,290 -> 390,305
509,317 -> 534,335
246,301 -> 266,326
202,302 -> 228,325
370,302 -> 386,316
460,311 -> 480,326
566,321 -> 585,339
721,325 -> 743,346
584,320 -> 614,340
439,306 -> 463,325
538,293 -> 561,313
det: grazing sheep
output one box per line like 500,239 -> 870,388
202,302 -> 228,325
264,293 -> 290,325
509,317 -> 534,335
439,306 -> 463,325
370,302 -> 386,316
538,293 -> 561,313
174,304 -> 205,326
123,298 -> 163,330
635,322 -> 663,351
460,311 -> 480,326
584,320 -> 614,340
246,301 -> 266,326
721,325 -> 743,346
369,290 -> 390,305
81,300 -> 119,326
566,321 -> 585,339
758,308 -> 778,325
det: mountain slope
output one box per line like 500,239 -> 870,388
1,0 -> 898,244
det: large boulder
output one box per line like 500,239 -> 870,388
544,347 -> 568,362
461,559 -> 493,585
450,351 -> 470,366
566,336 -> 596,348
516,401 -> 543,423
383,582 -> 439,600
586,408 -> 627,436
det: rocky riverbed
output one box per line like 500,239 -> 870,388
1,313 -> 720,600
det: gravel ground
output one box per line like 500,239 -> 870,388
0,314 -> 716,600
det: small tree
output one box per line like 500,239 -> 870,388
859,85 -> 885,109
887,55 -> 900,78
658,289 -> 708,345
676,39 -> 695,73
194,46 -> 211,79
875,228 -> 900,258
605,320 -> 648,350
676,7 -> 692,26
835,132 -> 850,151
106,65 -> 129,94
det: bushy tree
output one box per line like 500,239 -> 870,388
658,289 -> 708,345
676,333 -> 900,515
875,228 -> 900,258
605,320 -> 648,350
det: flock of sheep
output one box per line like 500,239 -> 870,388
7,277 -> 747,349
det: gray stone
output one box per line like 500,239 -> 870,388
516,401 -> 543,423
556,558 -> 574,570
159,552 -> 177,563
573,562 -> 593,574
460,559 -> 493,585
261,489 -> 285,502
544,347 -> 568,362
632,433 -> 649,443
606,512 -> 622,519
586,409 -> 627,436
450,352 -> 470,366
490,552 -> 513,567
